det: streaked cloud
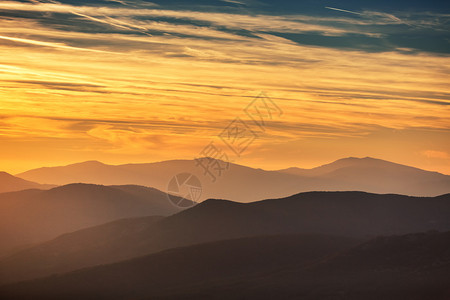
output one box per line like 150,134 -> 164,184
0,34 -> 117,53
0,0 -> 449,174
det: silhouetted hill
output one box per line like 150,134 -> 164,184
1,191 -> 449,284
0,216 -> 164,284
317,230 -> 450,272
17,159 -> 302,201
232,231 -> 450,300
163,191 -> 450,239
17,157 -> 450,200
280,157 -> 431,176
0,234 -> 360,299
17,161 -> 138,186
1,231 -> 448,300
0,184 -> 181,257
277,157 -> 450,196
0,172 -> 54,193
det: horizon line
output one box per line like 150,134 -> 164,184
8,156 -> 449,176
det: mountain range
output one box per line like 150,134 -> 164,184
16,157 -> 450,200
1,191 -> 449,285
1,157 -> 449,299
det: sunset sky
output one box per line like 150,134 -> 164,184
0,0 -> 449,174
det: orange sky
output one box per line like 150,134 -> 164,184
0,1 -> 449,174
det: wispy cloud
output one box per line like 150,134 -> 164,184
0,35 -> 118,53
0,0 -> 449,173
0,2 -> 387,38
221,0 -> 247,5
105,0 -> 129,5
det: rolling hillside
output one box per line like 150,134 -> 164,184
0,184 -> 182,257
1,191 -> 449,284
0,172 -> 54,193
1,231 -> 448,300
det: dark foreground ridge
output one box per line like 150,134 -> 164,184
1,191 -> 449,286
1,231 -> 449,300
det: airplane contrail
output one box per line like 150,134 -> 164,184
325,6 -> 416,28
325,6 -> 363,15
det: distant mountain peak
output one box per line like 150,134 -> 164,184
73,160 -> 107,166
51,182 -> 103,189
336,156 -> 379,162
319,156 -> 399,168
